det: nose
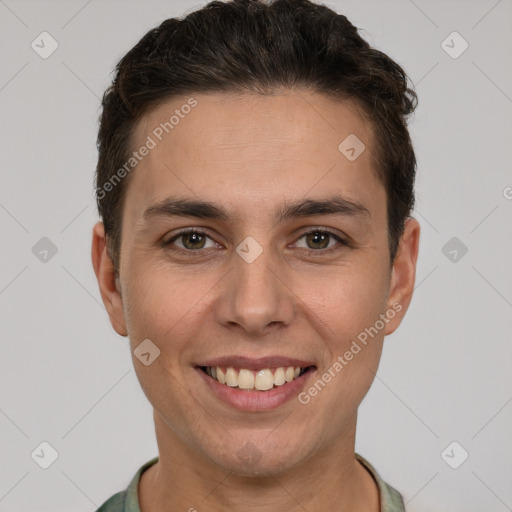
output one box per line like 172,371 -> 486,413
215,242 -> 295,336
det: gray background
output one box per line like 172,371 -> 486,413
1,0 -> 511,510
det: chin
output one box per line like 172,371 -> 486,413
207,434 -> 309,477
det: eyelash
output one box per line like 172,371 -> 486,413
162,228 -> 349,256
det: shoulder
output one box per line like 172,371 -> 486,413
355,453 -> 405,512
94,456 -> 159,512
95,490 -> 127,512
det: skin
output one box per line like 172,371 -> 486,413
92,90 -> 420,512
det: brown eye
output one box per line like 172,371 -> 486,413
165,230 -> 216,251
181,232 -> 206,250
305,232 -> 331,250
295,230 -> 344,252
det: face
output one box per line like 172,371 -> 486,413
92,90 -> 419,476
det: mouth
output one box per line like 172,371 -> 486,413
198,365 -> 314,391
194,356 -> 317,411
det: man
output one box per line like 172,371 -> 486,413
91,0 -> 420,510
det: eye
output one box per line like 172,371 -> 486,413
164,229 -> 218,251
162,227 -> 349,256
294,229 -> 347,253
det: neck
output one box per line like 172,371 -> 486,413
139,412 -> 379,512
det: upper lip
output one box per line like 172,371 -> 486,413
197,355 -> 316,371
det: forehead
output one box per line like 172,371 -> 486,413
134,91 -> 372,160
124,90 -> 382,224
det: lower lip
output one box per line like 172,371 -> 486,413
195,367 -> 316,412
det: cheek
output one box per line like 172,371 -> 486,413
121,266 -> 208,406
123,263 -> 205,334
294,258 -> 389,409
297,270 -> 387,432
122,263 -> 219,380
300,260 -> 390,337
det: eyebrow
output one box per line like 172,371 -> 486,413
141,195 -> 370,226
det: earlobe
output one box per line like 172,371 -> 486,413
91,221 -> 128,337
384,217 -> 420,336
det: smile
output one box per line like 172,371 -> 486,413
195,356 -> 317,411
200,365 -> 311,391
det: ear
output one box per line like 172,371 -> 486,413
384,217 -> 420,335
91,221 -> 128,337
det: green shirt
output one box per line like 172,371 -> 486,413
96,453 -> 405,511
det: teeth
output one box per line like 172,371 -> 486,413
205,365 -> 307,391
225,367 -> 238,387
238,369 -> 255,389
255,369 -> 274,391
273,367 -> 286,386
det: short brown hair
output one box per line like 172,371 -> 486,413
95,0 -> 418,275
